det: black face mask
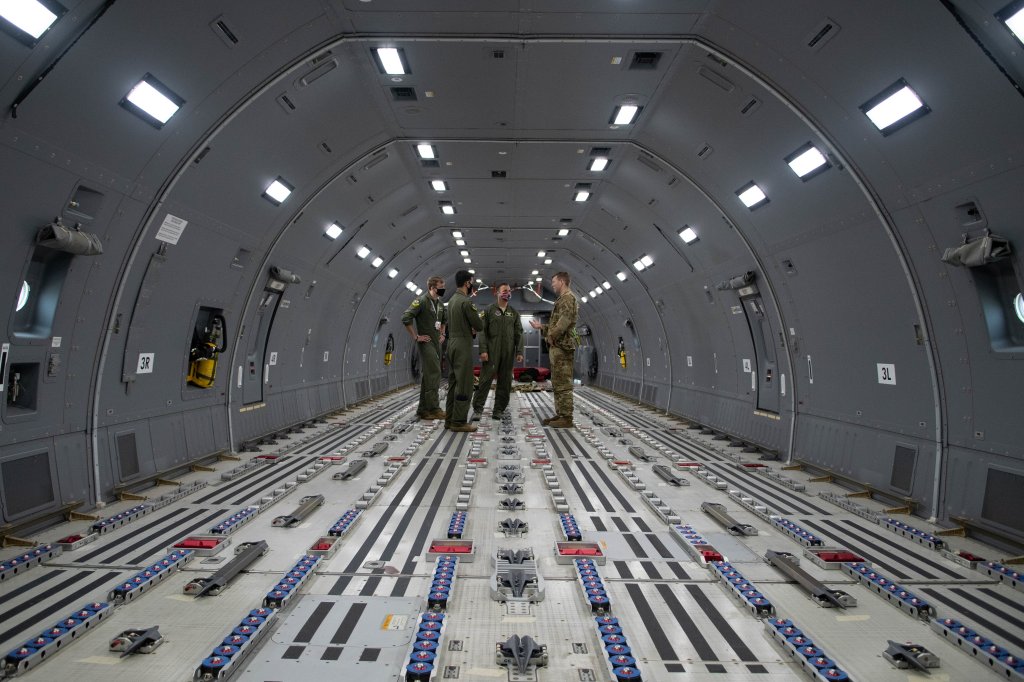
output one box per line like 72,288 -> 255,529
434,288 -> 445,298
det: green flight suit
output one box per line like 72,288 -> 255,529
445,291 -> 485,424
472,302 -> 524,415
401,293 -> 447,415
542,288 -> 579,419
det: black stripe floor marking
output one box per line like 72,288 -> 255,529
703,463 -> 824,516
75,506 -> 195,563
622,533 -> 649,559
591,516 -> 607,532
282,645 -> 305,659
667,562 -> 691,580
584,459 -> 637,513
615,561 -> 634,579
797,518 -> 913,581
124,508 -> 228,565
0,569 -> 64,607
321,647 -> 343,660
979,587 -> 1024,616
921,588 -> 1024,651
950,587 -> 1024,632
330,602 -> 368,644
645,533 -> 677,559
193,455 -> 310,505
816,518 -> 941,580
229,457 -> 323,506
685,584 -> 759,662
655,583 -> 721,667
641,562 -> 663,579
572,459 -> 616,512
611,517 -> 629,532
554,451 -> 596,513
623,583 -> 681,664
633,517 -> 652,532
0,571 -> 120,648
294,601 -> 335,643
841,519 -> 966,580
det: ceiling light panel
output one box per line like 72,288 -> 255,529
589,157 -> 610,172
262,177 -> 293,205
121,74 -> 184,128
785,143 -> 831,180
416,143 -> 437,160
558,228 -> 570,237
544,259 -> 552,265
602,282 -> 611,290
373,47 -> 409,75
611,103 -> 641,125
998,1 -> 1024,43
440,201 -> 455,215
455,239 -> 466,247
679,226 -> 698,244
860,79 -> 930,135
736,182 -> 769,209
616,271 -> 628,281
356,245 -> 371,259
371,256 -> 384,268
324,222 -> 343,239
451,230 -> 463,239
0,0 -> 64,45
537,251 -> 546,258
388,269 -> 399,279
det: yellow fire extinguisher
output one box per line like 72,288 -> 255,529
187,314 -> 226,388
618,336 -> 627,369
384,333 -> 395,366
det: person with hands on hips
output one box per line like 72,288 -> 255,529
401,275 -> 447,420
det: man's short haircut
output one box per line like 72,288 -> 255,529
427,275 -> 444,290
455,269 -> 473,287
553,271 -> 571,285
497,282 -> 510,291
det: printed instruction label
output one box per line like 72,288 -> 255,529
686,355 -> 692,367
877,363 -> 896,385
137,353 -> 155,374
155,213 -> 188,245
51,336 -> 62,348
323,351 -> 329,362
269,352 -> 278,366
742,358 -> 752,373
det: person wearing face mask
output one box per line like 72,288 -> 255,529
471,283 -> 524,420
529,271 -> 579,428
444,270 -> 486,431
402,275 -> 447,420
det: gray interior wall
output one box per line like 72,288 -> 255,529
0,0 -> 1020,540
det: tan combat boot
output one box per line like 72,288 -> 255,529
448,423 -> 478,433
427,409 -> 447,420
541,416 -> 557,425
547,416 -> 574,429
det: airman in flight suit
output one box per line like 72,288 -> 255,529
471,283 -> 524,419
445,270 -> 485,431
401,276 -> 447,420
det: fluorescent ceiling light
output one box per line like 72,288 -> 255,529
679,226 -> 698,244
370,256 -> 384,268
602,281 -> 611,290
431,180 -> 448,192
557,228 -> 570,237
531,270 -> 539,275
581,296 -> 589,303
590,289 -> 597,297
589,157 -> 609,172
1,0 -> 62,42
736,182 -> 768,209
374,47 -> 407,75
406,281 -> 417,291
451,230 -> 463,239
123,75 -> 184,127
535,277 -> 542,282
388,269 -> 399,279
999,2 -> 1024,42
324,223 -> 343,239
463,258 -> 472,264
574,190 -> 590,202
455,239 -> 466,246
860,80 -> 929,135
440,201 -> 455,215
416,144 -> 436,160
537,251 -> 546,258
263,177 -> 293,205
468,269 -> 475,274
544,258 -> 552,265
416,288 -> 423,295
460,250 -> 469,257
641,255 -> 654,268
611,104 -> 640,125
616,271 -> 627,282
356,245 -> 371,259
785,143 -> 830,179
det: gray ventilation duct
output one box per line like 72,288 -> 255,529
941,232 -> 1011,267
36,218 -> 103,256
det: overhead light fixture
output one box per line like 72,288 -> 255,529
633,254 -> 653,271
535,277 -> 542,282
460,250 -> 469,257
431,180 -> 448,192
373,47 -> 409,75
860,79 -> 929,135
736,182 -> 769,209
785,143 -> 831,180
439,201 -> 455,215
998,1 -> 1024,43
531,270 -> 539,275
416,143 -> 437,160
537,251 -> 546,258
121,74 -> 184,128
416,288 -> 423,295
0,0 -> 65,45
679,226 -> 699,244
544,258 -> 552,265
468,269 -> 476,274
590,289 -> 598,297
451,230 -> 463,239
262,177 -> 294,205
616,271 -> 627,282
324,222 -> 343,240
356,245 -> 371,259
557,228 -> 570,237
582,296 -> 589,303
602,281 -> 611,290
574,184 -> 591,202
371,256 -> 384,268
455,239 -> 466,247
589,157 -> 610,172
610,103 -> 641,125
406,281 -> 417,291
463,257 -> 472,264
388,268 -> 399,279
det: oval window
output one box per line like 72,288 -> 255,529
16,280 -> 30,312
1015,292 -> 1024,325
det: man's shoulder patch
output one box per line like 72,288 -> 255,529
411,299 -> 420,307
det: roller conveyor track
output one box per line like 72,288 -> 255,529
1,386 -> 1021,682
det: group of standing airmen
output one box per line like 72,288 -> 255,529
402,269 -> 579,432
